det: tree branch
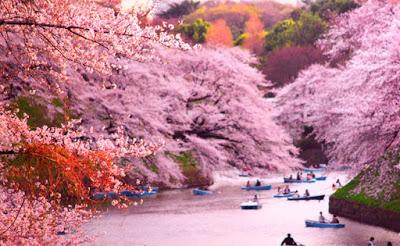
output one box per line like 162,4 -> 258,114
0,150 -> 16,155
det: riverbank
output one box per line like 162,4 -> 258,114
329,196 -> 400,232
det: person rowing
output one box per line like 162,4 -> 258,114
281,233 -> 297,245
304,189 -> 310,197
319,211 -> 326,223
283,185 -> 290,194
336,179 -> 342,187
331,214 -> 340,224
255,179 -> 261,186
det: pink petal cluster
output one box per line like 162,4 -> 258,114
0,0 -> 189,78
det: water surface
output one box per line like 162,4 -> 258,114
85,172 -> 400,246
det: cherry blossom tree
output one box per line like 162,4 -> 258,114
0,0 -> 177,243
0,105 -> 161,244
276,1 -> 400,169
0,0 -> 189,80
11,46 -> 299,187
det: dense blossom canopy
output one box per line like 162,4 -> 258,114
276,1 -> 400,168
0,0 -> 179,243
0,0 -> 189,79
58,47 -> 301,186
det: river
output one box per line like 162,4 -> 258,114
84,172 -> 400,246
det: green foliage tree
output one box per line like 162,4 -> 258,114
264,19 -> 295,51
178,18 -> 211,44
308,0 -> 359,19
264,11 -> 327,51
292,11 -> 328,46
158,0 -> 200,19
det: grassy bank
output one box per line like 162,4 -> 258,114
332,174 -> 400,213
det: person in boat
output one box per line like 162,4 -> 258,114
277,186 -> 282,194
293,190 -> 300,198
310,171 -> 316,178
331,215 -> 340,224
253,194 -> 259,202
296,172 -> 301,180
255,179 -> 261,186
304,189 -> 310,197
281,233 -> 297,246
246,180 -> 251,187
368,237 -> 376,246
289,174 -> 293,180
283,185 -> 290,194
319,211 -> 326,223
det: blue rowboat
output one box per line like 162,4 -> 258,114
239,173 -> 251,177
273,192 -> 295,198
240,201 -> 262,210
305,220 -> 345,228
192,188 -> 212,196
315,176 -> 327,181
92,191 -> 119,200
241,185 -> 272,191
283,178 -> 316,183
140,186 -> 159,192
287,195 -> 325,201
303,168 -> 326,172
120,190 -> 157,197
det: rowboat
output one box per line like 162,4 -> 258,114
303,167 -> 326,172
120,190 -> 157,197
241,185 -> 272,191
305,220 -> 345,228
273,192 -> 295,198
238,173 -> 250,177
192,188 -> 212,196
240,201 -> 262,210
92,191 -> 119,200
140,186 -> 159,192
287,195 -> 325,201
315,176 -> 327,181
283,178 -> 316,183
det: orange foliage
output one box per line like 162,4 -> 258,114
206,19 -> 233,47
5,143 -> 126,205
185,3 -> 259,37
242,15 -> 265,55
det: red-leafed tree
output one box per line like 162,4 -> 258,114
206,19 -> 233,47
263,45 -> 326,87
242,15 -> 265,55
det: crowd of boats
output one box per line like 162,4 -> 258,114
192,164 -> 347,232
92,164 -> 346,238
